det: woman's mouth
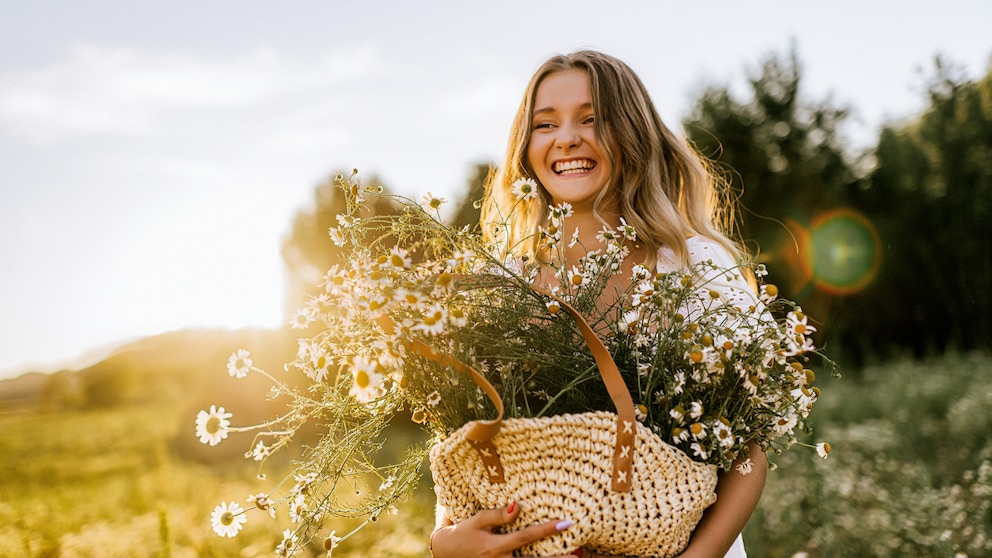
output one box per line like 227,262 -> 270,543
553,159 -> 596,175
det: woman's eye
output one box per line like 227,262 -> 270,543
533,122 -> 553,130
583,116 -> 595,125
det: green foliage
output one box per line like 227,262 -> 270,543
747,352 -> 992,557
853,60 -> 992,355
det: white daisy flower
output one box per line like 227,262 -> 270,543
291,309 -> 315,330
226,349 -> 252,378
426,390 -> 442,407
335,213 -> 357,229
771,414 -> 798,437
595,226 -> 620,244
349,355 -> 385,402
448,307 -> 467,327
288,493 -> 308,523
690,442 -> 709,460
249,440 -> 270,461
196,405 -> 232,446
511,177 -> 538,200
413,303 -> 447,336
421,192 -> 447,212
210,501 -> 247,537
736,458 -> 754,475
328,226 -> 347,247
714,420 -> 735,449
618,218 -> 637,241
276,529 -> 299,557
387,246 -> 412,269
247,493 -> 276,519
309,350 -> 334,382
816,442 -> 831,459
618,309 -> 641,335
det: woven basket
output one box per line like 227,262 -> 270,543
420,286 -> 718,557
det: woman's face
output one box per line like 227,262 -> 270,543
526,69 -> 614,211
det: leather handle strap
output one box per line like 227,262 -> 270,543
376,275 -> 636,492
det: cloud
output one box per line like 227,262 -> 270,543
0,42 -> 380,144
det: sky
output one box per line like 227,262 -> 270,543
1,1 -> 990,379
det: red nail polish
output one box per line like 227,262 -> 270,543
507,501 -> 517,515
573,549 -> 584,557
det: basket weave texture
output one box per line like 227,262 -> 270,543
431,410 -> 719,557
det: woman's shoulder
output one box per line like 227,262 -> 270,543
655,236 -> 738,272
656,236 -> 756,309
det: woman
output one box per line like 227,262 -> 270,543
430,50 -> 766,558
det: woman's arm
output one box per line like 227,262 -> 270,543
677,443 -> 767,558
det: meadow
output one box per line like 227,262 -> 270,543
1,342 -> 990,557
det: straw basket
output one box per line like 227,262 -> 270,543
424,289 -> 719,557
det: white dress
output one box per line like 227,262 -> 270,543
658,237 -> 754,558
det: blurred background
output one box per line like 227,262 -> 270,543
1,1 -> 990,557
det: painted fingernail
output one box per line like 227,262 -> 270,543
555,519 -> 574,531
573,549 -> 585,557
506,501 -> 517,515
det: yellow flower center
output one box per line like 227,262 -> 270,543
356,370 -> 370,388
220,511 -> 235,526
206,416 -> 221,434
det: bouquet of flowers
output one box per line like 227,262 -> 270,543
194,171 -> 832,555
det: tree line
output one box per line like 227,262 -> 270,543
283,49 -> 992,367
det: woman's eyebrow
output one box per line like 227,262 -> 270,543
533,102 -> 593,116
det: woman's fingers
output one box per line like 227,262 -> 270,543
502,518 -> 575,553
465,501 -> 520,530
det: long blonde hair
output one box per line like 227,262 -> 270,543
481,50 -> 742,268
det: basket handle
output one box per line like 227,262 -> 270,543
376,277 -> 637,493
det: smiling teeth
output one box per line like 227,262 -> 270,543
554,160 -> 595,174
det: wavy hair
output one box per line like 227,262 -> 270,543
481,50 -> 743,268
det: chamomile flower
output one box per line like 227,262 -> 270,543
349,355 -> 385,403
249,440 -> 270,461
386,246 -> 412,269
196,405 -> 232,446
276,529 -> 299,557
335,213 -> 357,229
816,442 -> 831,459
595,226 -> 620,244
414,303 -> 447,336
421,192 -> 447,212
210,501 -> 247,537
618,218 -> 637,241
288,493 -> 308,523
247,492 -> 276,519
291,308 -> 315,330
426,390 -> 442,407
309,349 -> 334,382
328,226 -> 347,247
511,177 -> 538,200
690,442 -> 710,460
714,420 -> 735,449
735,458 -> 754,475
227,349 -> 252,378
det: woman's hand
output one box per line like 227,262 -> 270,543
430,502 -> 578,558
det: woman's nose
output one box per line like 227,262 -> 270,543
554,125 -> 581,151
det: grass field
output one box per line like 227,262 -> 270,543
1,351 -> 990,557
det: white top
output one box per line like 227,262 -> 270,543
656,236 -> 757,310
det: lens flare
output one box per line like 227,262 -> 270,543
801,209 -> 881,295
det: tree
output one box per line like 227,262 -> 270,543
281,172 -> 398,312
860,59 -> 992,353
447,162 -> 492,231
682,47 -> 863,360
